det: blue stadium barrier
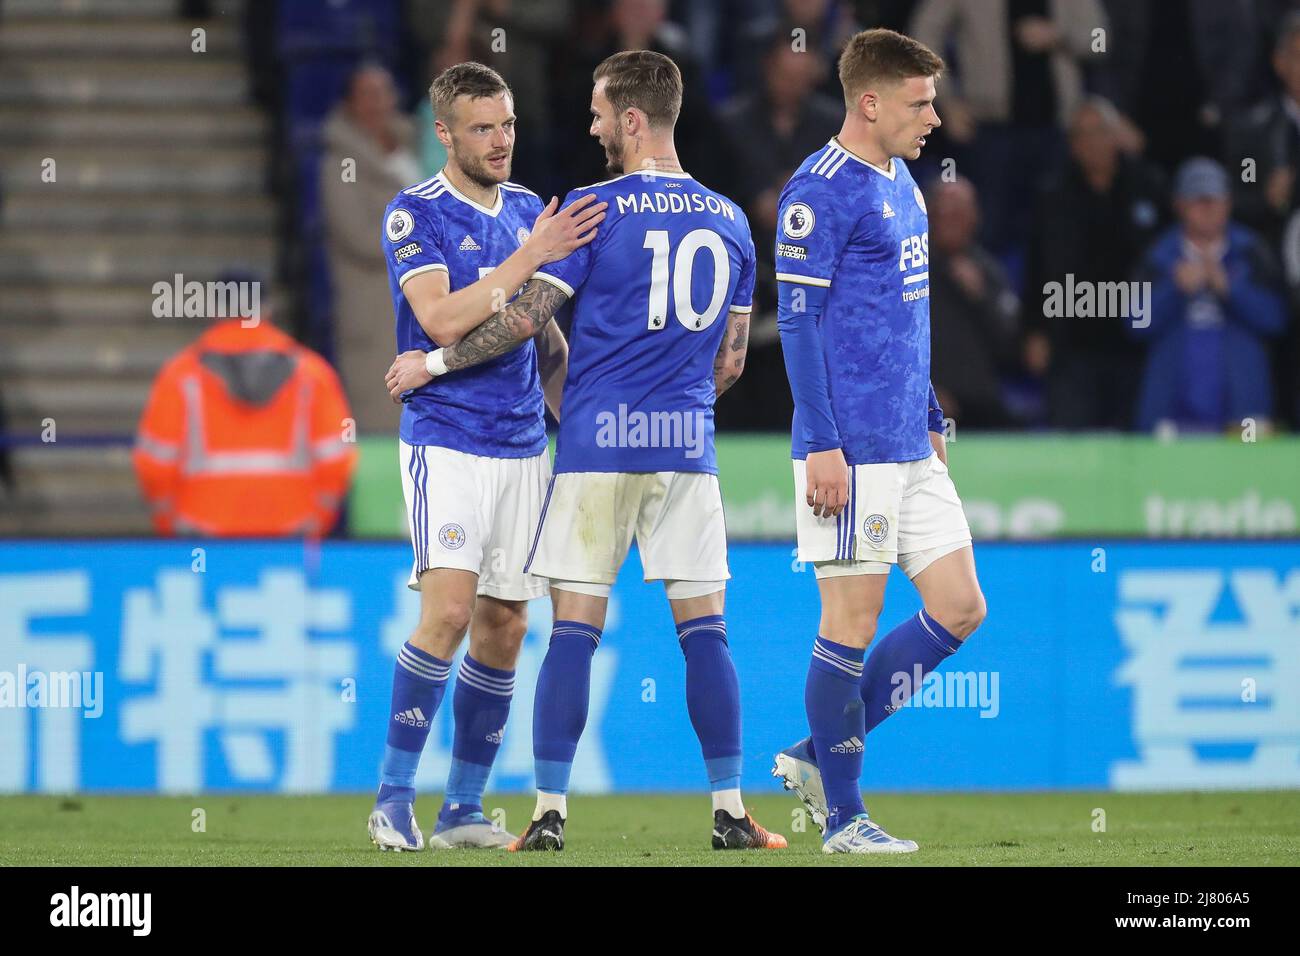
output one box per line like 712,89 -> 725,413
1,541 -> 1296,794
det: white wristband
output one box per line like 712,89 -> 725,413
425,348 -> 449,378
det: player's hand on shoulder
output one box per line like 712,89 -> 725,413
806,448 -> 849,518
527,194 -> 608,264
386,349 -> 433,402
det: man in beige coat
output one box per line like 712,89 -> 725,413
321,63 -> 424,434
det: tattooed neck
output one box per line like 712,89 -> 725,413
637,156 -> 683,173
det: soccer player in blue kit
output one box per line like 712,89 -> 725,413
367,63 -> 607,851
770,29 -> 988,854
386,51 -> 786,852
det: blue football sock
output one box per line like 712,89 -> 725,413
805,610 -> 962,763
677,615 -> 742,792
861,609 -> 960,733
806,636 -> 867,833
532,620 -> 600,796
377,641 -> 451,804
441,653 -> 515,818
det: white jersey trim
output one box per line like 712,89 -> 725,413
531,271 -> 575,297
729,303 -> 753,314
436,171 -> 503,217
398,262 -> 449,287
824,137 -> 896,180
403,175 -> 440,195
580,168 -> 696,190
776,272 -> 832,288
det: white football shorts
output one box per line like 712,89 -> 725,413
524,470 -> 730,585
793,451 -> 972,579
399,440 -> 551,600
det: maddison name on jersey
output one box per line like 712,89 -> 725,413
613,188 -> 738,220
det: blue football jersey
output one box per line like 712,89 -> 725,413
382,171 -> 547,458
535,170 -> 756,474
776,139 -> 933,465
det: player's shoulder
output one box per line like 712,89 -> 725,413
389,174 -> 449,211
562,171 -> 635,202
384,175 -> 449,234
782,139 -> 890,200
383,175 -> 460,246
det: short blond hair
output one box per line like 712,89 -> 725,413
838,29 -> 944,106
429,62 -> 511,122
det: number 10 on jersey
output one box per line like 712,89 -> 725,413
642,228 -> 731,332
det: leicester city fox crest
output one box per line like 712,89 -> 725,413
863,514 -> 889,545
438,523 -> 467,550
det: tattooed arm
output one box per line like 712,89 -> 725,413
713,308 -> 749,398
385,278 -> 570,400
534,318 -> 568,420
441,278 -> 570,372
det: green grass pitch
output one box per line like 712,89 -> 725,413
2,791 -> 1297,866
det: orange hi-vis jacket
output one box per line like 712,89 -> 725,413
133,318 -> 358,537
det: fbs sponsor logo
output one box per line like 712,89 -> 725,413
830,736 -> 864,754
395,707 -> 430,728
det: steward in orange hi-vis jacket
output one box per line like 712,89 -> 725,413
133,314 -> 357,537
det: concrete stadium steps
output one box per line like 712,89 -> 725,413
3,377 -> 153,433
5,0 -> 192,18
0,105 -> 267,147
0,17 -> 240,57
0,283 -> 197,325
0,326 -> 198,377
0,234 -> 275,283
0,58 -> 251,108
0,446 -> 149,536
0,0 -> 268,536
0,146 -> 267,195
1,193 -> 275,233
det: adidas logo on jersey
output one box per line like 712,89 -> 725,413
394,707 -> 430,728
459,234 -> 481,251
485,726 -> 505,745
882,201 -> 895,219
830,736 -> 864,754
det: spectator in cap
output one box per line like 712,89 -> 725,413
1130,157 -> 1288,433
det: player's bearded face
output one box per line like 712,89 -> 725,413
590,81 -> 625,174
447,94 -> 515,187
603,123 -> 626,174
